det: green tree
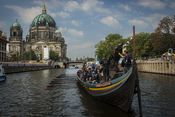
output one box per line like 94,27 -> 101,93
30,50 -> 37,60
49,50 -> 59,61
95,33 -> 125,60
156,16 -> 175,34
128,32 -> 152,58
151,15 -> 175,56
23,50 -> 37,60
10,52 -> 20,61
135,32 -> 152,57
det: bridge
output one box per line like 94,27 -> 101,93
52,61 -> 84,68
66,61 -> 84,68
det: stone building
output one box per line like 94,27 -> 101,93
8,4 -> 67,62
0,30 -> 8,62
8,19 -> 23,61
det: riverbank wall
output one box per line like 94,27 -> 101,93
2,63 -> 53,74
137,60 -> 175,75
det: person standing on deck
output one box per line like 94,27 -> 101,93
107,44 -> 123,79
100,44 -> 123,81
99,59 -> 110,82
122,50 -> 132,73
103,58 -> 110,81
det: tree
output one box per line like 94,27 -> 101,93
31,50 -> 37,60
151,15 -> 175,56
136,32 -> 151,58
95,33 -> 126,60
156,16 -> 175,34
23,50 -> 37,60
49,50 -> 59,61
127,32 -> 152,58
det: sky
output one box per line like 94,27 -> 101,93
0,0 -> 175,60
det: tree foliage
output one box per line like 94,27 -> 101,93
49,50 -> 59,61
95,15 -> 175,60
128,32 -> 152,58
10,52 -> 20,61
23,50 -> 37,60
151,15 -> 175,56
156,16 -> 175,34
95,33 -> 126,60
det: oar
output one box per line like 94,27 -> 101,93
135,62 -> 143,117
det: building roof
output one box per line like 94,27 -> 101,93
30,4 -> 56,28
11,19 -> 21,28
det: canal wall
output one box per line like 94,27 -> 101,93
2,63 -> 53,74
137,60 -> 175,75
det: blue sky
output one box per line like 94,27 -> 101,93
0,0 -> 175,60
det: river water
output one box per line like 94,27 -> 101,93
0,69 -> 175,117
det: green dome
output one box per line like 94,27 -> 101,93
31,13 -> 56,28
11,19 -> 21,28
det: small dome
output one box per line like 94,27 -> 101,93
11,19 -> 21,28
55,29 -> 62,37
31,5 -> 56,28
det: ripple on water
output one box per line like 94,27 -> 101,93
1,70 -> 175,117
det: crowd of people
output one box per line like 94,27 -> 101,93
77,47 -> 132,84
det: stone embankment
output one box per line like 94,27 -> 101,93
137,60 -> 175,75
2,63 -> 53,74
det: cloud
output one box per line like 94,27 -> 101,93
120,4 -> 131,11
143,13 -> 166,28
60,27 -> 84,38
68,28 -> 84,37
57,11 -> 70,18
71,20 -> 80,26
81,0 -> 109,13
65,1 -> 79,12
137,0 -> 166,9
100,16 -> 119,27
129,13 -> 166,29
5,5 -> 41,23
65,0 -> 110,14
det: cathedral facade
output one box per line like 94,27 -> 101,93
9,5 -> 67,62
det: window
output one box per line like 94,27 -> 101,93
13,32 -> 16,36
41,32 -> 44,39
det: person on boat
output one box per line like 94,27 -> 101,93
108,48 -> 123,72
87,67 -> 93,81
96,62 -> 103,82
100,58 -> 110,82
91,64 -> 100,83
80,64 -> 88,82
121,50 -> 132,73
98,60 -> 106,82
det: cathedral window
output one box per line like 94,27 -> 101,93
38,32 -> 41,39
49,32 -> 53,39
41,32 -> 44,39
13,32 -> 16,36
31,32 -> 35,38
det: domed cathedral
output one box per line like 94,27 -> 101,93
8,19 -> 23,60
25,4 -> 67,61
8,4 -> 67,62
